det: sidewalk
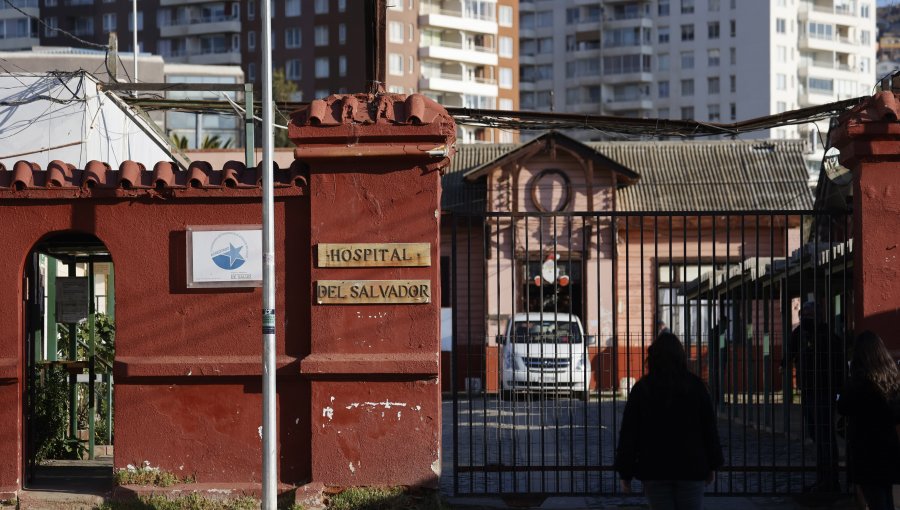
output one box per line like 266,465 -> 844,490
448,493 -> 864,510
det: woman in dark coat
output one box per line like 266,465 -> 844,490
837,331 -> 900,510
615,332 -> 724,510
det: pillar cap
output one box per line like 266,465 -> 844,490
289,93 -> 456,172
831,92 -> 900,164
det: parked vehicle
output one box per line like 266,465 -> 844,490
500,313 -> 594,400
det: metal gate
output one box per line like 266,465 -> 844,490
443,210 -> 852,496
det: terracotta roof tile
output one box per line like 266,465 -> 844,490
0,159 -> 307,194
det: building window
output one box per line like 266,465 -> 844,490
315,0 -> 328,14
730,75 -> 736,93
315,89 -> 329,99
680,51 -> 694,69
338,55 -> 347,77
315,25 -> 328,46
709,0 -> 720,11
388,53 -> 403,76
730,19 -> 736,37
286,59 -> 301,80
708,104 -> 720,121
499,67 -> 513,89
248,0 -> 255,20
499,98 -> 514,110
776,73 -> 786,90
681,79 -> 694,96
861,3 -> 870,17
499,5 -> 513,27
776,18 -> 786,34
315,57 -> 329,78
248,63 -> 256,81
681,24 -> 694,41
658,263 -> 717,343
658,26 -> 669,43
730,102 -> 736,120
407,55 -> 413,74
286,0 -> 300,16
730,47 -> 736,65
128,11 -> 143,31
659,0 -> 670,15
658,80 -> 669,98
499,36 -> 513,58
681,106 -> 694,120
708,48 -> 720,66
776,45 -> 786,63
102,13 -> 116,33
338,0 -> 346,12
338,24 -> 346,44
248,31 -> 256,49
861,30 -> 870,45
681,0 -> 694,14
44,16 -> 57,37
658,108 -> 669,118
658,53 -> 669,71
45,0 -> 58,5
388,21 -> 403,43
708,21 -> 719,39
776,101 -> 787,113
285,28 -> 301,48
708,76 -> 719,94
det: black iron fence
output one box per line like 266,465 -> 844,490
442,210 -> 852,496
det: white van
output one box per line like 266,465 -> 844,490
499,312 -> 594,400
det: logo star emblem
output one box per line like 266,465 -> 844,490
224,243 -> 245,266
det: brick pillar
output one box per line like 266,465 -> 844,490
291,93 -> 455,487
831,89 -> 900,355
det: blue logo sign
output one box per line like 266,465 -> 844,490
210,232 -> 247,270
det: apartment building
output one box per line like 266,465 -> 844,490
0,0 -> 38,51
519,0 -> 877,176
34,0 -> 517,144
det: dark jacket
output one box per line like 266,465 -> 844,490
836,378 -> 900,484
790,319 -> 845,399
614,373 -> 724,481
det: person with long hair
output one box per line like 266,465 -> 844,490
615,332 -> 723,510
837,331 -> 900,510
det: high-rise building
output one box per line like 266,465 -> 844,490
34,0 -> 517,144
519,0 -> 877,176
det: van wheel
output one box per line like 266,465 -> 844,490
575,391 -> 589,402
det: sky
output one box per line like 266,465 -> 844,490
880,0 -> 897,6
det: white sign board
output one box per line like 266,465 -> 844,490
56,277 -> 89,323
187,226 -> 263,288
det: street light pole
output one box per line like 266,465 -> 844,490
132,0 -> 138,87
259,0 -> 277,507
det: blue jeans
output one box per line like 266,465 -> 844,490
642,480 -> 706,510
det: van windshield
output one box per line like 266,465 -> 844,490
510,320 -> 582,344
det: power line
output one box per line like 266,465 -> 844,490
119,95 -> 867,139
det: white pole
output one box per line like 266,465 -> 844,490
260,0 -> 277,505
132,0 -> 138,86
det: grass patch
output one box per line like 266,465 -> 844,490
328,487 -> 446,510
97,494 -> 260,510
114,463 -> 196,487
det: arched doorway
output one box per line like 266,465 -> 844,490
23,232 -> 114,494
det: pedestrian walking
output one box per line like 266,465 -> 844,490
789,300 -> 843,492
615,332 -> 723,510
837,331 -> 900,510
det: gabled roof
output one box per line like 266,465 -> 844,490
441,138 -> 813,213
462,131 -> 640,185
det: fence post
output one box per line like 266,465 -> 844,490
831,89 -> 900,355
291,93 -> 455,487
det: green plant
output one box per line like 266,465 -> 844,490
327,487 -> 446,510
96,494 -> 259,510
32,365 -> 81,461
115,463 -> 195,487
170,133 -> 189,150
201,135 -> 232,149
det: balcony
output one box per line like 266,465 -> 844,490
602,43 -> 653,57
160,0 -> 224,5
419,41 -> 498,66
799,59 -> 856,77
604,16 -> 653,30
605,97 -> 653,112
419,72 -> 498,96
164,47 -> 241,65
603,71 -> 653,84
160,14 -> 240,38
419,5 -> 497,35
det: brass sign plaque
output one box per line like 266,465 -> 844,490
316,280 -> 432,304
317,243 -> 431,268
